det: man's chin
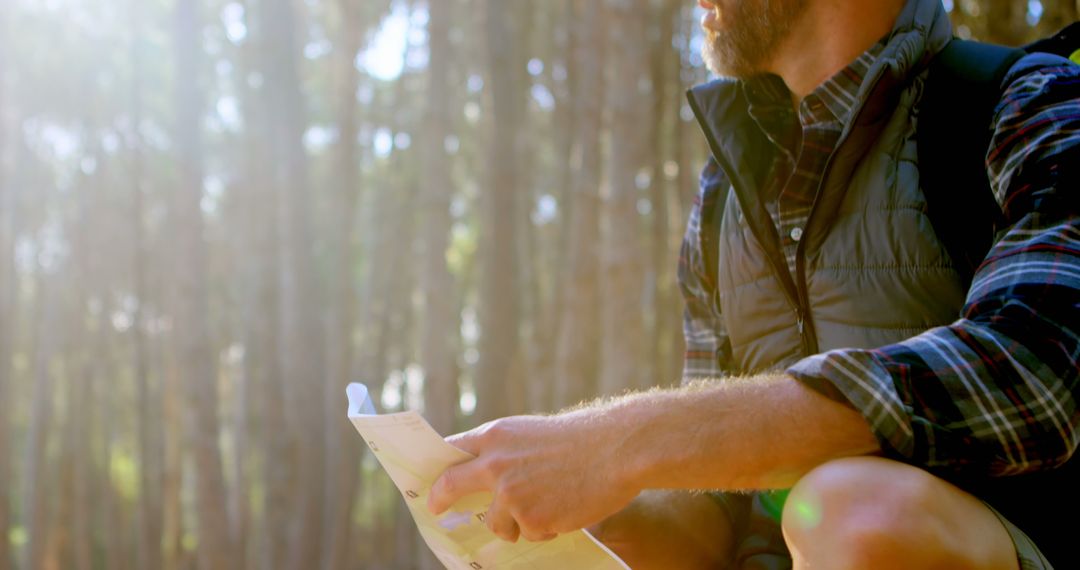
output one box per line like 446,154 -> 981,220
703,48 -> 750,79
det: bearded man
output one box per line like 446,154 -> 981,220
427,0 -> 1080,568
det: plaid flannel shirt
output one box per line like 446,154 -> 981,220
679,53 -> 1080,476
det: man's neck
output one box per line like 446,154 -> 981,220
768,0 -> 906,105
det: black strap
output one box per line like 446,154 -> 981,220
1022,21 -> 1080,59
917,39 -> 1025,289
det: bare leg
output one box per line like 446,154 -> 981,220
781,457 -> 1019,570
589,489 -> 738,570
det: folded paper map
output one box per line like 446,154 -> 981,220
346,383 -> 630,570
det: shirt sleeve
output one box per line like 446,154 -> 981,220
787,56 -> 1080,477
679,157 -> 734,383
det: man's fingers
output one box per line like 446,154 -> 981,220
427,461 -> 490,515
486,496 -> 520,543
445,429 -> 483,457
519,528 -> 557,542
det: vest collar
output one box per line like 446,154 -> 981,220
685,0 -> 956,342
687,0 -> 954,168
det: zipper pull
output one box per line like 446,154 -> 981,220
796,314 -> 805,335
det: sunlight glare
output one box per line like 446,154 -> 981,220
357,2 -> 409,81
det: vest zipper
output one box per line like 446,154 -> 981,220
793,67 -> 890,357
686,92 -> 805,325
795,309 -> 813,356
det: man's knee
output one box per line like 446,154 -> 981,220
780,456 -> 1014,570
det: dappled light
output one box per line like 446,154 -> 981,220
0,0 -> 1074,568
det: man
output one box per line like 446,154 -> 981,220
427,0 -> 1080,567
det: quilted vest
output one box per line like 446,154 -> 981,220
688,1 -> 1079,565
687,0 -> 961,374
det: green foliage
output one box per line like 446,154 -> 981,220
109,448 -> 140,502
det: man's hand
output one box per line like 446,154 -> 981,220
426,412 -> 641,543
427,376 -> 878,543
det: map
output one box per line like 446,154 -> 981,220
346,383 -> 630,570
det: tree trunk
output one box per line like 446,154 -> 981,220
525,0 -> 575,414
554,1 -> 607,409
257,0 -> 328,563
670,1 -> 695,387
674,1 -> 701,226
0,1 -> 13,563
355,98 -> 411,569
1040,0 -> 1079,35
130,1 -> 165,567
56,382 -> 79,569
66,150 -> 103,570
420,0 -> 462,437
230,2 -> 292,567
160,332 -> 186,570
359,176 -> 399,570
172,1 -> 237,567
474,0 -> 523,423
230,340 -> 252,569
600,0 -> 650,396
646,0 -> 672,390
24,271 -> 58,570
323,2 -> 364,568
986,0 -> 1026,44
99,345 -> 119,570
68,360 -> 94,570
647,0 -> 687,389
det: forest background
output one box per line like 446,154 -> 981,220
0,0 -> 1075,569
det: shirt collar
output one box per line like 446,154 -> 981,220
741,39 -> 887,128
804,42 -> 886,125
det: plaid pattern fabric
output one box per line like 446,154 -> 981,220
743,44 -> 883,274
678,158 -> 733,381
678,45 -> 884,382
681,53 -> 1080,475
787,56 -> 1080,475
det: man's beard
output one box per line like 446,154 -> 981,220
702,0 -> 808,78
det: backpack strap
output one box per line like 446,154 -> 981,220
917,39 -> 1025,289
1022,21 -> 1080,62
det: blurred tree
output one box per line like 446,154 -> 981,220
421,0 -> 462,437
474,0 -> 523,423
601,0 -> 650,395
322,2 -> 365,569
0,0 -> 1068,567
555,0 -> 607,410
257,0 -> 330,564
172,0 -> 238,568
1041,0 -> 1079,34
226,0 -> 291,566
24,270 -> 58,570
128,1 -> 165,568
0,1 -> 13,566
646,0 -> 687,390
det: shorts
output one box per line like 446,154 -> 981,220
986,503 -> 1054,570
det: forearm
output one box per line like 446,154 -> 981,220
594,375 -> 880,493
429,373 -> 878,536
